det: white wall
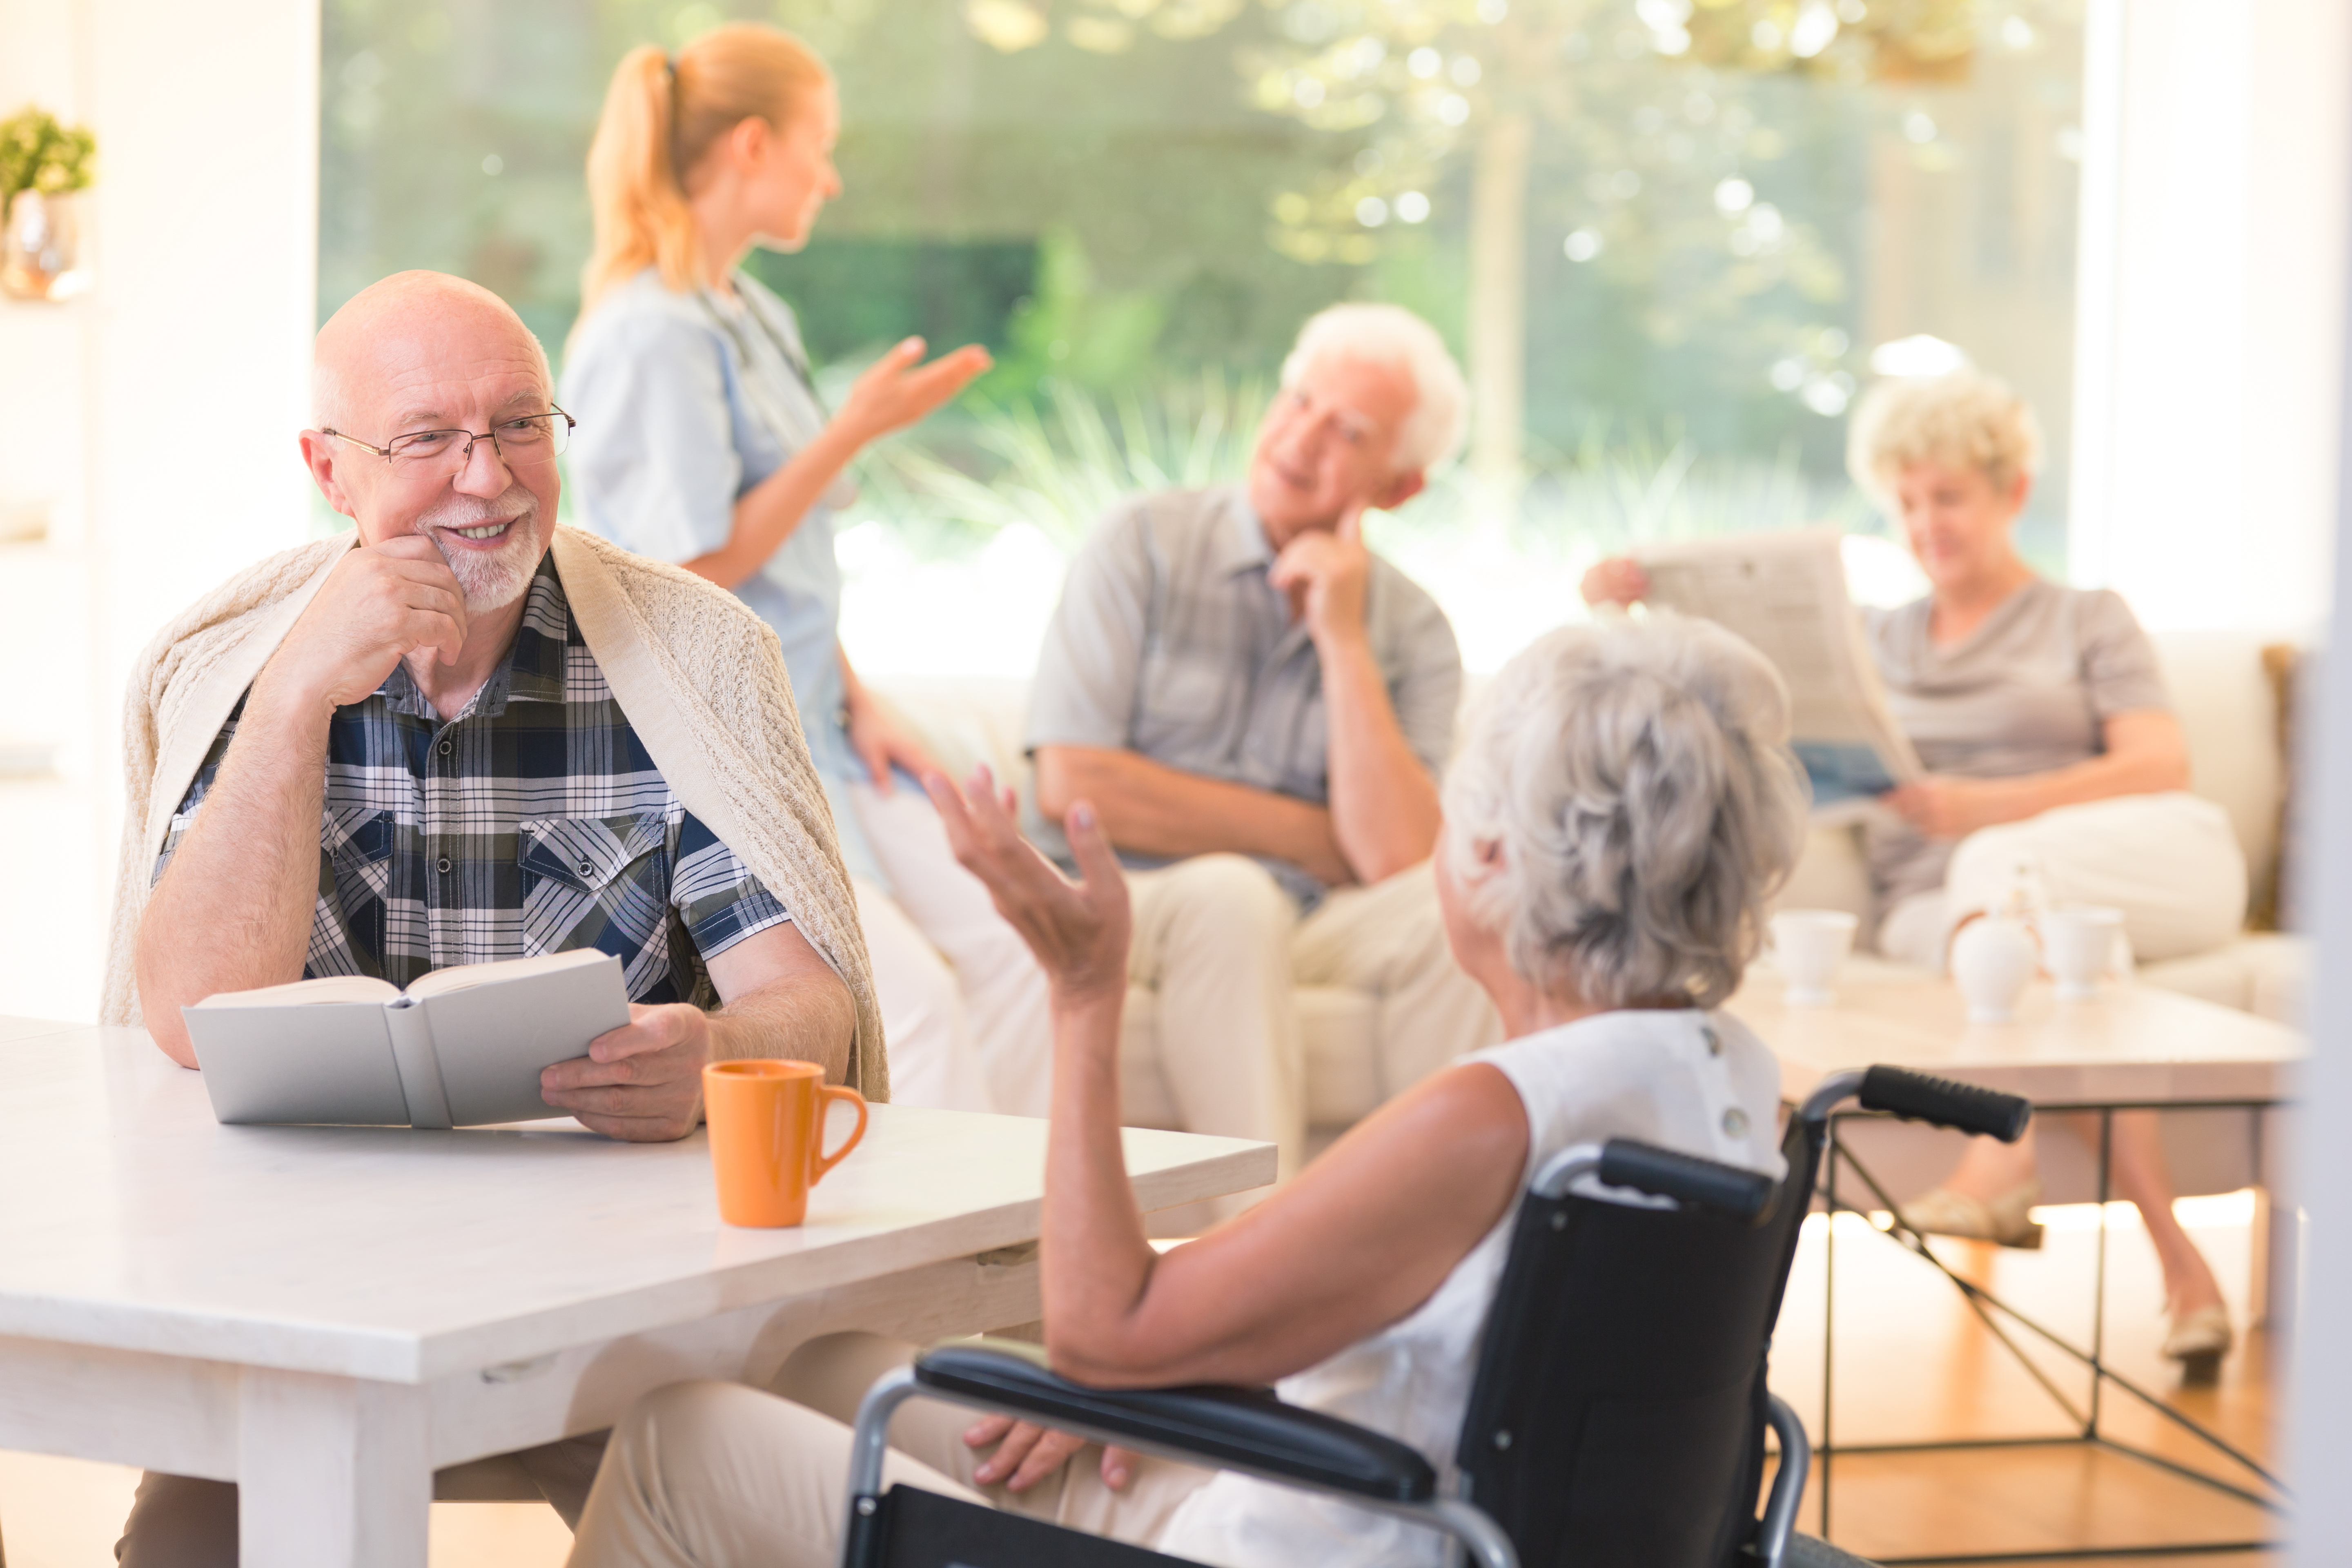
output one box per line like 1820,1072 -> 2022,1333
2069,0 -> 2351,633
0,0 -> 317,1020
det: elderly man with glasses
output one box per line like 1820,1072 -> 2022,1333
104,270 -> 886,1562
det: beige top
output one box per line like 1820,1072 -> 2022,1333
1863,579 -> 2171,904
99,525 -> 889,1099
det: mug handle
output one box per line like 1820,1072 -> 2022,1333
811,1085 -> 868,1183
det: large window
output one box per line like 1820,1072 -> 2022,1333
321,0 -> 2085,670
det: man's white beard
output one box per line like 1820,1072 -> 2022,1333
414,483 -> 545,613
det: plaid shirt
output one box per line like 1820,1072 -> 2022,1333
154,551 -> 792,1004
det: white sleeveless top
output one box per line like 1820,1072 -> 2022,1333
1153,1009 -> 1786,1568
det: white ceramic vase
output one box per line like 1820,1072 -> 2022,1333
1951,915 -> 2037,1024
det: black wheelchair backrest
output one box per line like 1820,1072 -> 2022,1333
1454,1120 -> 1818,1568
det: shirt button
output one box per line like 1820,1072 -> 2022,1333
438,739 -> 453,757
577,860 -> 595,877
1701,1025 -> 1721,1056
436,856 -> 453,874
1722,1107 -> 1749,1139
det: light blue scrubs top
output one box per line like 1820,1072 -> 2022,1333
561,266 -> 880,882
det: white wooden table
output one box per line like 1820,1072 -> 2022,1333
1728,955 -> 2304,1109
1729,958 -> 2304,1317
0,1016 -> 1274,1567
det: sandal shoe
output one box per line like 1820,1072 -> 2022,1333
2163,1303 -> 2233,1376
1900,1179 -> 2045,1250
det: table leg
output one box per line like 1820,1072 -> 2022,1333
2251,1104 -> 2297,1333
238,1369 -> 431,1568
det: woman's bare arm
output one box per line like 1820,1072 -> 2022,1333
924,766 -> 1526,1392
1885,709 -> 2190,840
1047,1046 -> 1528,1389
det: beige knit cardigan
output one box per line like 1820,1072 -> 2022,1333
99,525 -> 889,1100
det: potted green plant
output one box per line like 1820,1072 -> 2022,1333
1,106 -> 97,302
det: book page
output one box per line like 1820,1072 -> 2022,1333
401,946 -> 615,1001
190,975 -> 401,1009
419,952 -> 630,1126
183,1001 -> 410,1126
1631,528 -> 1920,804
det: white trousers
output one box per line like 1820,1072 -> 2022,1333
846,782 -> 1054,1114
1876,792 -> 2250,970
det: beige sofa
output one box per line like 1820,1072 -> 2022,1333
878,629 -> 2303,1151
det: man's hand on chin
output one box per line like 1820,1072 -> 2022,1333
1267,503 -> 1372,648
540,1002 -> 715,1142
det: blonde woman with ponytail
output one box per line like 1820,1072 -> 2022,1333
564,23 -> 1047,1116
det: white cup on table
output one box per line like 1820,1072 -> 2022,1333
2043,904 -> 2127,1000
1771,909 -> 1858,1007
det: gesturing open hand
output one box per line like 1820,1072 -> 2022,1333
834,336 -> 993,445
921,764 -> 1131,1006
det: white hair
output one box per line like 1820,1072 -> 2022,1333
1441,615 -> 1810,1010
1281,302 -> 1469,475
1845,367 -> 2042,510
309,324 -> 554,432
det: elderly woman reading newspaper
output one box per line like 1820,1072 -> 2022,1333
561,612 -> 1802,1568
1581,366 -> 2243,1369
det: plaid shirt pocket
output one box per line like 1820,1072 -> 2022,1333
324,806 -> 396,906
518,811 -> 677,993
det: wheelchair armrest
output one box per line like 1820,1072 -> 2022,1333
1858,1066 -> 2031,1143
912,1339 -> 1439,1503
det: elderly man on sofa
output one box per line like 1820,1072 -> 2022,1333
1024,303 -> 1501,1196
106,269 -> 882,1562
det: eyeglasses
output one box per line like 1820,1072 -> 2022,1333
322,407 -> 575,478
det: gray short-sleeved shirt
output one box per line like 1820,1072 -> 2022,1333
1025,486 -> 1462,903
1863,579 -> 2172,903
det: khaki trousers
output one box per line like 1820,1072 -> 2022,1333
566,1333 -> 1208,1568
1123,855 -> 1501,1229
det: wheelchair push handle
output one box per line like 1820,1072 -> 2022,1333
1597,1139 -> 1775,1221
1858,1066 -> 2031,1142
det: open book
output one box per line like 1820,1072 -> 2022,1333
1631,527 -> 1920,812
182,949 -> 630,1128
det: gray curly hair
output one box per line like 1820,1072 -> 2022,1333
1441,615 -> 1811,1009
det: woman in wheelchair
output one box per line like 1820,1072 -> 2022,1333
565,613 -> 1811,1568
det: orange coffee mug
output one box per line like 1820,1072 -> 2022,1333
703,1060 -> 868,1227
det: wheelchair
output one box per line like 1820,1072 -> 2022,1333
835,1065 -> 2031,1568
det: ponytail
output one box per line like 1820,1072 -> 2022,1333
580,24 -> 831,317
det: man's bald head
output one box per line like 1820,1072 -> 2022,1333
311,270 -> 551,433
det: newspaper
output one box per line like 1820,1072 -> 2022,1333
1630,527 -> 1919,813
